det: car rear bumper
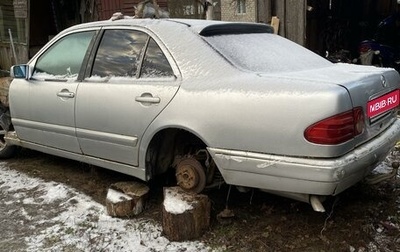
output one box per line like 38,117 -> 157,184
208,119 -> 400,196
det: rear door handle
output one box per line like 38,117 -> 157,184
135,93 -> 160,104
57,89 -> 75,98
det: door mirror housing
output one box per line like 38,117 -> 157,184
10,64 -> 29,79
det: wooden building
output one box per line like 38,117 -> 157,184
222,0 -> 400,59
2,0 -> 400,72
0,0 -> 168,72
221,0 -> 306,46
0,0 -> 87,72
0,0 -> 29,73
97,0 -> 168,20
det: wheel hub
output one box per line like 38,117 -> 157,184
176,158 -> 206,193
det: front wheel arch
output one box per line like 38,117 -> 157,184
0,111 -> 18,159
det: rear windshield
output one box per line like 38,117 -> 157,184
204,33 -> 332,73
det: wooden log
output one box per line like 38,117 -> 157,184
106,181 -> 149,217
162,187 -> 210,241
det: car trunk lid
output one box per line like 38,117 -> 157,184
261,63 -> 400,148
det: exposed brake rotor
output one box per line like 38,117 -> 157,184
176,157 -> 206,194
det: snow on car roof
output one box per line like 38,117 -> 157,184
61,17 -> 273,37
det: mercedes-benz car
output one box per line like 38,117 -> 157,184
4,17 -> 400,212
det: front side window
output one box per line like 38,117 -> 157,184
140,38 -> 174,78
33,31 -> 95,80
91,30 -> 148,78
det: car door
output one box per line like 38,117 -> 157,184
75,28 -> 180,166
10,30 -> 97,153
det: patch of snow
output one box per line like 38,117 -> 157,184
163,189 -> 194,214
32,71 -> 78,82
371,148 -> 399,176
39,183 -> 71,203
106,188 -> 132,203
22,197 -> 37,204
20,207 -> 32,221
85,75 -> 109,82
109,12 -> 134,21
0,164 -> 211,251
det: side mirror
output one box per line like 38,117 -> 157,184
10,64 -> 28,79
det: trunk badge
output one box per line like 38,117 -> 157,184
381,75 -> 387,87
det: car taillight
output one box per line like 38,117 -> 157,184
304,107 -> 365,145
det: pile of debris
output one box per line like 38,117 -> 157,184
0,77 -> 11,107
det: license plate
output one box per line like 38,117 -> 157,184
367,90 -> 400,118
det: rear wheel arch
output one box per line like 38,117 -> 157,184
143,127 -> 221,193
144,127 -> 208,178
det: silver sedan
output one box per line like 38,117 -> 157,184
5,18 -> 400,211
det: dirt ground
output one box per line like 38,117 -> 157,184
4,148 -> 400,252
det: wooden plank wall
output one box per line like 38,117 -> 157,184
257,0 -> 306,46
257,0 -> 271,24
121,0 -> 168,16
0,0 -> 27,43
0,43 -> 28,70
97,0 -> 169,20
97,0 -> 124,20
0,0 -> 29,70
274,0 -> 306,46
122,0 -> 138,16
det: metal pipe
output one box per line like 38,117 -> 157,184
260,190 -> 326,212
8,29 -> 18,64
310,195 -> 326,212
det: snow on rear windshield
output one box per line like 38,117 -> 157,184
205,33 -> 332,73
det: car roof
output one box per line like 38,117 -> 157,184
53,17 -> 274,80
62,17 -> 273,36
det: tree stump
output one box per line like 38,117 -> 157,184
106,181 -> 149,217
162,186 -> 210,241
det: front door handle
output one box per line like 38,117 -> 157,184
135,93 -> 160,104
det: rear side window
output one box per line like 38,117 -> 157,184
91,30 -> 148,77
205,33 -> 332,73
140,38 -> 174,78
33,31 -> 95,80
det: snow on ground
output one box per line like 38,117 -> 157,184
367,149 -> 400,251
0,149 -> 399,251
0,163 -> 211,252
373,149 -> 397,174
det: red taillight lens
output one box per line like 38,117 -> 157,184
304,107 -> 365,145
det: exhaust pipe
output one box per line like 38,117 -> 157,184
260,189 -> 326,212
310,195 -> 326,212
